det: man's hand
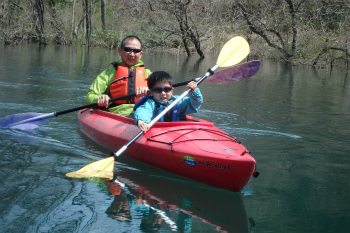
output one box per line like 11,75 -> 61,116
97,94 -> 111,107
136,86 -> 149,99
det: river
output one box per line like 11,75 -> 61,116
0,43 -> 349,233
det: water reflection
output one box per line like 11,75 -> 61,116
105,179 -> 176,232
0,128 -> 46,145
96,168 -> 250,233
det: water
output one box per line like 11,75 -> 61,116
0,43 -> 349,233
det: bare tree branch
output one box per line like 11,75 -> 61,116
313,46 -> 350,67
147,0 -> 204,58
238,0 -> 306,62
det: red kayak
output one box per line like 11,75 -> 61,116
78,108 -> 258,192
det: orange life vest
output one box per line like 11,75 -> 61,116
106,64 -> 148,105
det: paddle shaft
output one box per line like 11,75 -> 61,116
54,79 -> 201,117
4,82 -> 190,128
58,60 -> 258,117
5,62 -> 260,130
6,93 -> 139,128
52,58 -> 259,117
113,65 -> 218,157
3,59 -> 260,129
54,94 -> 136,117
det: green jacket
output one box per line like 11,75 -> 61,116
85,60 -> 152,115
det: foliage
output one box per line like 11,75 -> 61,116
0,0 -> 349,67
91,29 -> 122,49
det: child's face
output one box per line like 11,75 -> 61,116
150,81 -> 174,103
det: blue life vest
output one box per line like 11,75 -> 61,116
133,95 -> 184,122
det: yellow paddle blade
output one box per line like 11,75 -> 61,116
217,36 -> 250,67
65,157 -> 114,180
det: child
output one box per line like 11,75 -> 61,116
134,71 -> 203,132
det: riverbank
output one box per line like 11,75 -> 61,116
1,1 -> 349,70
79,29 -> 350,70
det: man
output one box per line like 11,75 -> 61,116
85,35 -> 151,115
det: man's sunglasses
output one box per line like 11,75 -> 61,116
151,86 -> 173,93
123,47 -> 142,54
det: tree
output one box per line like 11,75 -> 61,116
0,0 -> 22,44
47,0 -> 65,44
238,0 -> 306,62
83,0 -> 92,46
33,0 -> 47,44
147,0 -> 205,58
101,0 -> 106,30
71,0 -> 77,39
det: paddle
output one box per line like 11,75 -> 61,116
0,94 -> 134,131
66,36 -> 250,179
175,60 -> 260,85
0,60 -> 260,131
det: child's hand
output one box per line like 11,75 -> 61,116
137,120 -> 149,132
187,81 -> 197,93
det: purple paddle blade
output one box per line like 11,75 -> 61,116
0,112 -> 54,131
206,60 -> 260,83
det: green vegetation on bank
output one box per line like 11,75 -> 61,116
1,0 -> 349,68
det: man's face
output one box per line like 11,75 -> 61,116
118,39 -> 143,68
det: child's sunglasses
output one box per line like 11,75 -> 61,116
122,47 -> 142,54
151,86 -> 173,93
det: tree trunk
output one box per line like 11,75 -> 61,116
47,0 -> 64,44
174,0 -> 204,58
34,0 -> 47,44
101,0 -> 106,30
84,0 -> 91,46
71,0 -> 77,40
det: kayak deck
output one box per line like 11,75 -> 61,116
78,109 -> 257,192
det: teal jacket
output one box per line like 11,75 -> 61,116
134,88 -> 203,125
